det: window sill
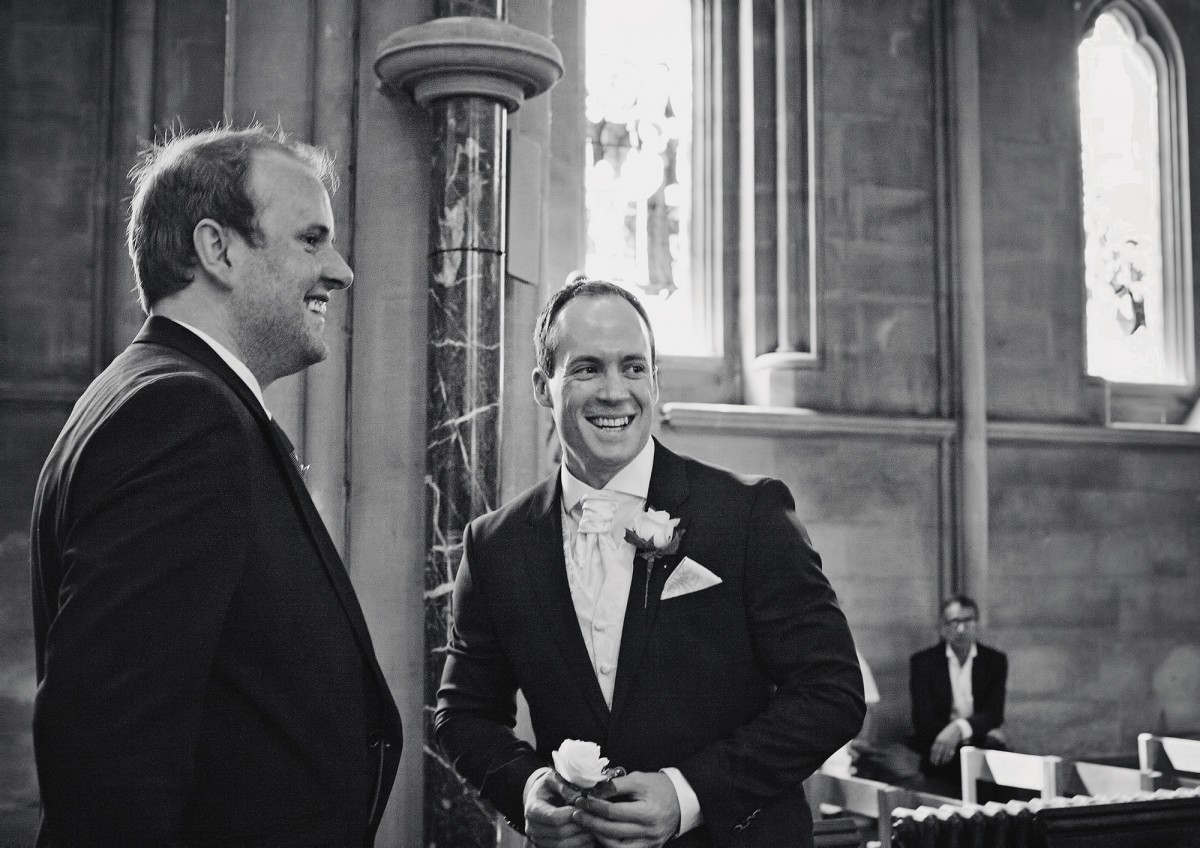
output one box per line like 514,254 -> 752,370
1099,379 -> 1199,427
662,402 -> 1200,447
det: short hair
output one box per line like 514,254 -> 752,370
940,594 -> 979,619
126,124 -> 337,311
533,277 -> 657,376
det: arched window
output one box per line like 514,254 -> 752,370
1078,0 -> 1193,393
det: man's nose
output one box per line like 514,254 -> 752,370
324,248 -> 353,290
597,369 -> 629,398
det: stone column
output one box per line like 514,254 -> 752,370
374,11 -> 561,846
947,0 -> 989,614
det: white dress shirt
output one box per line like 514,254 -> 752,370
946,643 -> 978,741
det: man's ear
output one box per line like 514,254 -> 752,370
193,218 -> 235,286
532,368 -> 553,409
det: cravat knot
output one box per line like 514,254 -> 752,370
577,493 -> 619,536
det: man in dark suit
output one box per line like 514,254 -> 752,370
909,594 -> 1008,794
30,126 -> 402,847
435,279 -> 864,847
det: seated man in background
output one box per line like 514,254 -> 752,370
909,594 -> 1008,796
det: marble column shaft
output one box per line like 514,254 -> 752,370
424,94 -> 508,848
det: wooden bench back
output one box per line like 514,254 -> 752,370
960,745 -> 1063,803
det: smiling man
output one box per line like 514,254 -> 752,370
30,126 -> 401,847
436,278 -> 865,848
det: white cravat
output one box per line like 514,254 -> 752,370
564,490 -> 638,707
573,494 -> 622,604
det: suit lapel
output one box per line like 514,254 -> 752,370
610,439 -> 691,724
524,476 -> 612,728
134,317 -> 397,709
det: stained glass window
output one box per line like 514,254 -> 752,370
585,0 -> 701,354
1079,9 -> 1171,384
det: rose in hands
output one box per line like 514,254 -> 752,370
552,739 -> 609,789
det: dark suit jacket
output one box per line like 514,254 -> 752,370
909,641 -> 1007,774
435,440 -> 864,848
31,316 -> 402,847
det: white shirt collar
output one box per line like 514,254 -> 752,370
165,317 -> 268,415
560,438 -> 656,513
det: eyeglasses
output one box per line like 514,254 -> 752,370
943,616 -> 978,627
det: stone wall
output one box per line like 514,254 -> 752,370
793,0 -> 944,415
990,435 -> 1200,755
1,2 -> 112,840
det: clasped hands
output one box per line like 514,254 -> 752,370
525,769 -> 681,848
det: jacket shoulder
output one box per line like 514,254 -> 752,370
672,450 -> 789,499
977,643 -> 1008,663
466,476 -> 555,542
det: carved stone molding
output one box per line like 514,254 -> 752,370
374,16 -> 563,112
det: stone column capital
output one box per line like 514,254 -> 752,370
374,16 -> 563,113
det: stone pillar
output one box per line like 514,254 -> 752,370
374,11 -> 561,846
947,0 -> 989,614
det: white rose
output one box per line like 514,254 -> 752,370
552,739 -> 609,789
630,509 -> 680,548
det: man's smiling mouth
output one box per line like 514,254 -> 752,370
305,296 -> 327,316
589,415 -> 633,431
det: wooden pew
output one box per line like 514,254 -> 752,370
960,745 -> 1062,803
1139,732 -> 1200,789
805,770 -> 958,847
1064,758 -> 1156,796
805,771 -> 907,847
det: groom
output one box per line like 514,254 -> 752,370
435,279 -> 864,847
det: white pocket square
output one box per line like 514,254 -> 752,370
661,556 -> 722,600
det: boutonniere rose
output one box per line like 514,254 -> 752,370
552,739 -> 624,799
624,508 -> 684,607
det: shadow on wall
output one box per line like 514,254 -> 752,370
0,531 -> 38,845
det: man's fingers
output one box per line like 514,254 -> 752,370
573,793 -> 616,818
571,806 -> 644,838
526,810 -> 595,848
546,771 -> 584,805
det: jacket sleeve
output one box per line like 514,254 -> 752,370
675,477 -> 866,838
434,522 -> 543,831
33,377 -> 252,846
910,650 -> 944,755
